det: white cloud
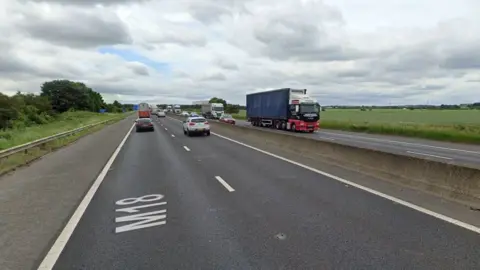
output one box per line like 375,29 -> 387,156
1,0 -> 480,105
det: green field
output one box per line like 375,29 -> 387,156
231,109 -> 480,144
0,111 -> 126,150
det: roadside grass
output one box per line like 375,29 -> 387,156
231,109 -> 480,144
320,120 -> 480,144
0,111 -> 127,150
319,109 -> 480,125
0,115 -> 126,176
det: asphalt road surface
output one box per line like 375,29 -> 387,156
233,119 -> 480,168
48,116 -> 480,270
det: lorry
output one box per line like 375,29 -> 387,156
138,102 -> 151,118
246,88 -> 320,132
173,105 -> 181,114
166,105 -> 172,112
201,103 -> 224,119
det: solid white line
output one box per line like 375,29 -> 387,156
166,116 -> 480,233
319,136 -> 336,141
183,146 -> 190,151
210,132 -> 480,234
320,131 -> 480,155
37,123 -> 135,270
215,176 -> 235,192
171,134 -> 175,137
407,151 -> 452,160
165,128 -> 168,130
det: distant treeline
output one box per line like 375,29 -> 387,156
156,97 -> 246,114
158,102 -> 480,111
0,79 -> 133,130
326,103 -> 480,110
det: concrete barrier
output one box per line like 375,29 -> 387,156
169,114 -> 480,208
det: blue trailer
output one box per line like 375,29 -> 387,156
246,88 -> 320,132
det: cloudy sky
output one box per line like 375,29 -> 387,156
1,0 -> 479,105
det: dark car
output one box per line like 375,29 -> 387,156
219,114 -> 236,124
135,118 -> 154,132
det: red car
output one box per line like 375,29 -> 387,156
219,114 -> 236,124
135,118 -> 154,132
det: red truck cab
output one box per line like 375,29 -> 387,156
138,110 -> 151,118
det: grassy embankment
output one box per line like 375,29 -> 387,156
231,109 -> 480,144
0,111 -> 128,175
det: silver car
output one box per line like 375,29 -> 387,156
183,117 -> 210,136
157,111 -> 165,117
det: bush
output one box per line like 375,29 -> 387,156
1,80 -> 128,133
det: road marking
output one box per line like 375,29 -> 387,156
215,176 -> 235,192
407,151 -> 452,160
319,131 -> 480,155
165,128 -> 168,130
165,116 -> 480,233
171,134 -> 175,137
37,123 -> 135,270
319,136 -> 336,141
183,146 -> 191,151
116,201 -> 167,213
209,131 -> 480,234
115,194 -> 167,233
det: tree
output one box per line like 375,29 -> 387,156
209,97 -> 227,108
0,93 -> 18,130
87,89 -> 106,112
225,104 -> 240,114
40,79 -> 104,113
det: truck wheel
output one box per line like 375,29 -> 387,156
291,124 -> 296,132
275,122 -> 281,129
308,130 -> 314,133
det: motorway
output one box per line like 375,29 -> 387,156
43,116 -> 479,269
234,119 -> 480,168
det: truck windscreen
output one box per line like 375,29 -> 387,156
300,104 -> 319,113
213,107 -> 224,111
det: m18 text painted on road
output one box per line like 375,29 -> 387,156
115,194 -> 167,233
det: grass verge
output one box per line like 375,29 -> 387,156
0,116 -> 125,176
321,120 -> 480,144
0,111 -> 129,150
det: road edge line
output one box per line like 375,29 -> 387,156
37,123 -> 136,270
207,131 -> 480,234
166,115 -> 480,233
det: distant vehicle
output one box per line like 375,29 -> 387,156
219,114 -> 236,125
201,102 -> 224,119
181,111 -> 189,116
135,118 -> 154,132
138,102 -> 151,118
246,88 -> 320,133
174,105 -> 181,114
157,111 -> 165,117
138,103 -> 150,111
190,112 -> 199,117
138,111 -> 151,118
182,116 -> 210,136
166,105 -> 172,112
